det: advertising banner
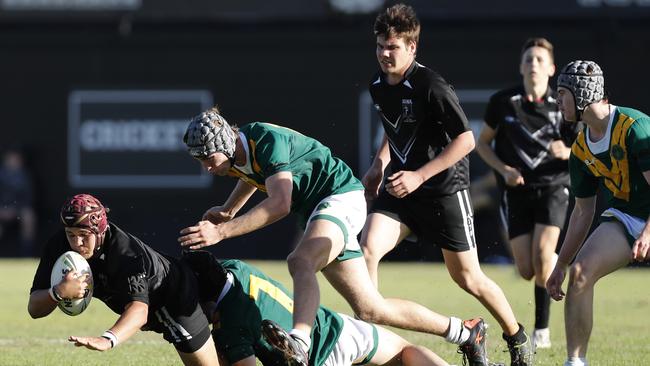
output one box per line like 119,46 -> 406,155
68,89 -> 213,188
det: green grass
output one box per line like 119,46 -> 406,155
1,259 -> 648,365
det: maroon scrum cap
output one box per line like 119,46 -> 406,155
60,194 -> 108,234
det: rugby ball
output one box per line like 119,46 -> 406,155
50,251 -> 93,316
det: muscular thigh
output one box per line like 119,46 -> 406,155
298,219 -> 346,269
574,221 -> 632,280
322,257 -> 383,311
305,190 -> 368,264
361,211 -> 410,254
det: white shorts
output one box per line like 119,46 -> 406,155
307,190 -> 367,261
323,313 -> 379,366
601,208 -> 644,245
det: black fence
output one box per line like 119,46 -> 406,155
1,7 -> 649,260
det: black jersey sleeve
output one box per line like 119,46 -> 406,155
30,231 -> 68,293
112,253 -> 150,305
484,92 -> 502,130
427,77 -> 470,138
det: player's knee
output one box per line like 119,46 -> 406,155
454,275 -> 480,295
353,303 -> 385,324
400,345 -> 420,365
568,261 -> 594,292
287,252 -> 318,276
516,264 -> 534,281
361,241 -> 380,261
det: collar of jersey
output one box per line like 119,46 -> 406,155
232,131 -> 253,175
215,271 -> 234,306
380,60 -> 418,86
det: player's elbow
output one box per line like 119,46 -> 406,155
27,302 -> 48,319
455,130 -> 475,154
270,197 -> 291,217
464,133 -> 476,152
27,305 -> 39,319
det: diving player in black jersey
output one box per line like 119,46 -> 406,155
28,194 -> 219,366
360,4 -> 533,366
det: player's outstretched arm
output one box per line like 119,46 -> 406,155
203,180 -> 258,224
547,196 -> 596,301
179,172 -> 293,250
28,289 -> 59,319
28,271 -> 88,319
69,300 -> 148,351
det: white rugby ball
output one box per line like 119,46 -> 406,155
50,251 -> 93,316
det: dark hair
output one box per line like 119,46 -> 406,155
374,4 -> 420,46
521,37 -> 554,62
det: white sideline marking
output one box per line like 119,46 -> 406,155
0,338 -> 163,345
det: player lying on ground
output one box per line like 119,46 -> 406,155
27,194 -> 219,366
183,250 -> 449,366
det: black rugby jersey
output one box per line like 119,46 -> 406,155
484,85 -> 580,188
31,223 -> 189,318
369,61 -> 471,197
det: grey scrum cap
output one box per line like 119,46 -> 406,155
183,109 -> 237,160
557,60 -> 605,112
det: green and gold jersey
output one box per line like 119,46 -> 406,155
227,122 -> 363,226
570,106 -> 650,219
213,259 -> 343,366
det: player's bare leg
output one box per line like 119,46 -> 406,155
359,212 -> 489,365
510,234 -> 534,280
532,224 -> 560,288
361,211 -> 411,287
287,219 -> 346,342
530,224 -> 559,348
564,222 -> 630,361
370,325 -> 449,366
323,256 -> 451,335
443,247 -> 533,365
511,224 -> 559,348
176,336 -> 220,366
443,247 -> 519,334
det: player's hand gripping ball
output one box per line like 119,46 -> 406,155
50,251 -> 93,316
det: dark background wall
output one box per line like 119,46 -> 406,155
1,8 -> 649,260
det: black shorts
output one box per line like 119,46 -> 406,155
501,185 -> 570,239
371,189 -> 476,252
145,262 -> 212,353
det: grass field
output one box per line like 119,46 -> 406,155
1,259 -> 648,366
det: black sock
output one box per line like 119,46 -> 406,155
503,323 -> 527,345
535,284 -> 550,329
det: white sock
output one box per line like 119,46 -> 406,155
445,317 -> 470,345
289,328 -> 311,352
564,357 -> 588,366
